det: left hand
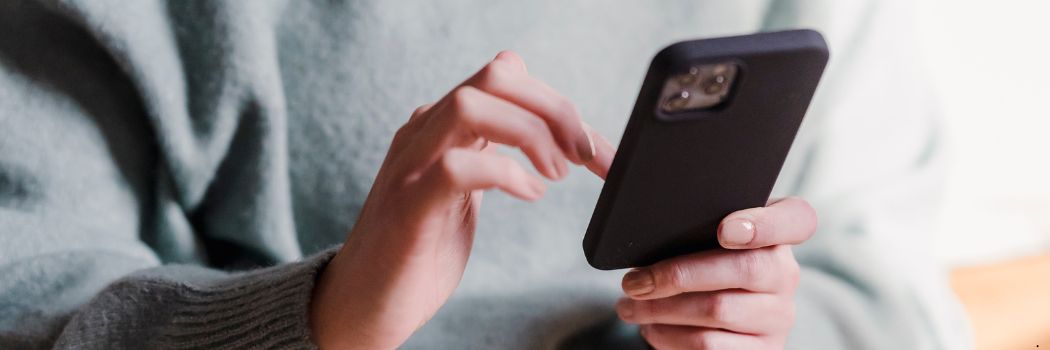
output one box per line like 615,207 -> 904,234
615,197 -> 818,349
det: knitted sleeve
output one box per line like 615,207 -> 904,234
0,1 -> 337,348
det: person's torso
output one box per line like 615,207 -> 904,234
58,1 -> 803,347
273,3 -> 771,346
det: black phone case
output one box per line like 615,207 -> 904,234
583,30 -> 829,270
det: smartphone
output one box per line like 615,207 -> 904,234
583,29 -> 829,270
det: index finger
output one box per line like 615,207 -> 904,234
581,122 -> 616,179
462,51 -> 597,165
717,196 -> 818,249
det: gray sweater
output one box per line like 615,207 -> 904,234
0,0 -> 971,349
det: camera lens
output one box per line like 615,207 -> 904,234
663,90 -> 691,111
702,74 -> 727,94
678,67 -> 701,85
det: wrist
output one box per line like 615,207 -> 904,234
309,249 -> 406,350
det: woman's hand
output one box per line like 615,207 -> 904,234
615,197 -> 818,349
309,51 -> 615,349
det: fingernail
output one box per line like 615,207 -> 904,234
623,269 -> 655,297
720,218 -> 755,246
575,123 -> 596,162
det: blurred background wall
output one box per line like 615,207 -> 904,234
916,0 -> 1050,348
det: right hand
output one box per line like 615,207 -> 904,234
309,51 -> 615,349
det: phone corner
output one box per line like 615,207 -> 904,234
788,29 -> 831,63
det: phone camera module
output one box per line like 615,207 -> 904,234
659,63 -> 737,113
663,90 -> 691,111
677,67 -> 701,85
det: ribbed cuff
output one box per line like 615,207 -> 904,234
157,247 -> 339,349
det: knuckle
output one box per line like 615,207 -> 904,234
411,103 -> 432,119
449,87 -> 479,118
736,250 -> 765,285
798,197 -> 816,215
691,331 -> 719,350
783,254 -> 802,290
437,151 -> 463,184
392,124 -> 413,142
786,196 -> 819,231
644,299 -> 669,320
703,293 -> 731,324
656,262 -> 689,292
478,61 -> 511,86
789,194 -> 816,210
635,300 -> 656,322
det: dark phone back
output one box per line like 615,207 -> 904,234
584,30 -> 829,270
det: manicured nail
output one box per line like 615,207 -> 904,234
720,218 -> 755,246
623,269 -> 655,297
575,122 -> 596,162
